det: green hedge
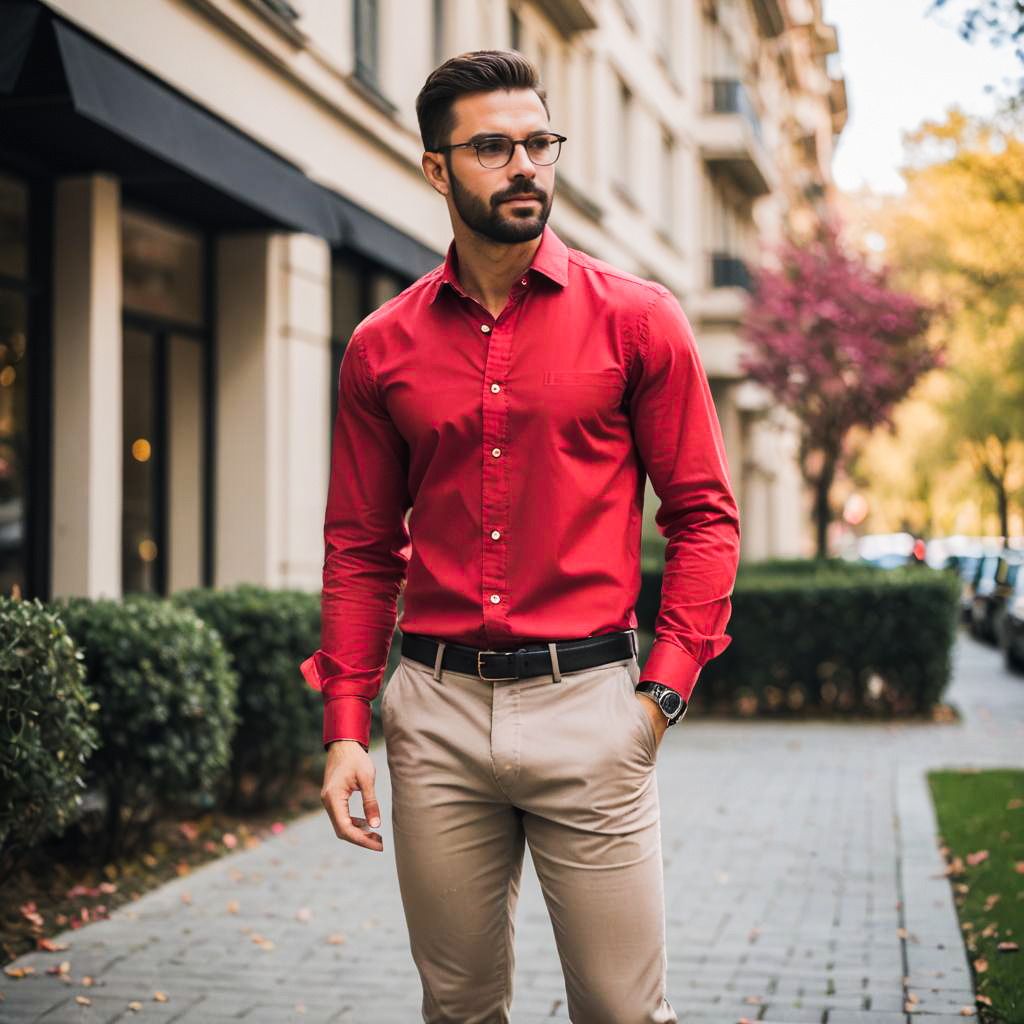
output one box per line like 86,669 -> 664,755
172,585 -> 321,808
53,595 -> 238,859
689,565 -> 961,715
0,598 -> 100,882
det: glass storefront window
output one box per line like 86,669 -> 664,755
121,207 -> 208,596
0,175 -> 27,281
0,291 -> 28,599
122,207 -> 204,327
122,326 -> 158,595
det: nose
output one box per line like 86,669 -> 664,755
506,140 -> 537,180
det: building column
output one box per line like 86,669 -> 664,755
215,232 -> 332,589
50,174 -> 122,598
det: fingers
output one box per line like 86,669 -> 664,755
322,759 -> 384,852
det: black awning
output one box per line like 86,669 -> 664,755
0,0 -> 337,238
327,189 -> 441,281
0,1 -> 443,276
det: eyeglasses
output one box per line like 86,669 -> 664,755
434,132 -> 567,169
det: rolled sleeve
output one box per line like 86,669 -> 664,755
629,287 -> 742,703
300,328 -> 412,751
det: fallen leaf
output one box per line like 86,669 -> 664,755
974,957 -> 988,972
271,822 -> 285,834
296,907 -> 312,922
44,962 -> 71,976
179,822 -> 199,841
222,833 -> 238,849
326,932 -> 346,945
1014,862 -> 1024,874
966,850 -> 989,866
4,966 -> 35,978
153,991 -> 168,1002
20,903 -> 44,928
37,938 -> 69,952
128,1000 -> 143,1011
1007,798 -> 1023,810
978,994 -> 993,1006
75,996 -> 91,1006
227,900 -> 240,914
958,1007 -> 976,1016
997,941 -> 1019,952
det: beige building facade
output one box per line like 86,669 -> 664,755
0,0 -> 845,602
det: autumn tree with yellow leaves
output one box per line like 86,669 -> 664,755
856,106 -> 1024,540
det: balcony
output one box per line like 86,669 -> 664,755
697,79 -> 775,197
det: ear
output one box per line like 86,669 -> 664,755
422,151 -> 449,196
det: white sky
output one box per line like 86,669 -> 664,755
820,0 -> 1023,195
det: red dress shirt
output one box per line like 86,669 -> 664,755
300,225 -> 741,750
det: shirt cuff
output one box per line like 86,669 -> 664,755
323,696 -> 373,752
639,639 -> 702,702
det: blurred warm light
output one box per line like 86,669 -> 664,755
0,366 -> 15,387
138,539 -> 158,562
132,438 -> 151,461
843,492 -> 869,525
864,230 -> 887,252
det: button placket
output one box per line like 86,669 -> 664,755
480,313 -> 511,641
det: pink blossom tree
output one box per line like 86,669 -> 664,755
740,217 -> 941,557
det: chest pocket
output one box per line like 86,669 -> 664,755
541,367 -> 626,416
543,369 -> 623,387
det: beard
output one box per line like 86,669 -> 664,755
448,161 -> 552,244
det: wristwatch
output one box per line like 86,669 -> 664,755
635,681 -> 687,726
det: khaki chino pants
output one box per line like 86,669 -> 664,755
380,637 -> 678,1024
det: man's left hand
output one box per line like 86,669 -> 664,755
635,694 -> 668,753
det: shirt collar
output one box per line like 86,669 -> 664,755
428,224 -> 569,305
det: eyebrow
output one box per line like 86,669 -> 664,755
466,130 -> 550,143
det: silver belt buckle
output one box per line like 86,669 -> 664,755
477,650 -> 518,681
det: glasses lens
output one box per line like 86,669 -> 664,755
476,138 -> 514,167
526,134 -> 561,165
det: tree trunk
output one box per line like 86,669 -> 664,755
813,454 -> 837,559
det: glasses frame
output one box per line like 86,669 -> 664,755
433,131 -> 568,168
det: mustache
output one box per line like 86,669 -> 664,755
493,186 -> 547,206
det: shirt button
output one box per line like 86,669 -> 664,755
480,324 -> 491,333
491,529 -> 501,540
520,278 -> 527,286
490,383 -> 500,393
491,447 -> 501,457
490,594 -> 501,604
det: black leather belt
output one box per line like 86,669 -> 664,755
401,630 -> 636,681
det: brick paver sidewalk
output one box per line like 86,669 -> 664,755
3,628 -> 1021,1023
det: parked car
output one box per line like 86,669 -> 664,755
1000,567 -> 1024,673
856,532 -> 916,569
950,541 -> 1004,623
971,548 -> 1024,643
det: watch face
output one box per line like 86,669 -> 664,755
660,690 -> 684,716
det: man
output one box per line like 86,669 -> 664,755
300,50 -> 741,1024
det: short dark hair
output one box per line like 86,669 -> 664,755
415,49 -> 549,153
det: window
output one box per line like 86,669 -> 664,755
353,0 -> 379,87
659,129 -> 675,240
121,208 -> 210,595
329,257 -> 408,442
612,77 -> 633,198
432,0 -> 446,66
509,8 -> 522,51
0,173 -> 29,599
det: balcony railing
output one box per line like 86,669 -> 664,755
710,252 -> 753,291
706,78 -> 763,145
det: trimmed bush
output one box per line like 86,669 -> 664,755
53,595 -> 239,859
690,565 -> 961,715
171,585 -> 321,808
0,597 -> 100,881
